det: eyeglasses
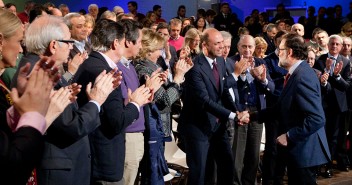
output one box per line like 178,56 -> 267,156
57,39 -> 75,45
278,48 -> 286,51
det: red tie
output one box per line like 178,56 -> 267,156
283,73 -> 291,87
212,60 -> 220,91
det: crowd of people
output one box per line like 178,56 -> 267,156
1,0 -> 352,185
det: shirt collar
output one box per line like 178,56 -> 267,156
98,52 -> 117,69
120,56 -> 131,68
288,60 -> 304,75
205,55 -> 215,69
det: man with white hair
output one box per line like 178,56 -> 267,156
64,13 -> 90,83
11,15 -> 121,185
88,4 -> 98,20
291,23 -> 305,37
314,34 -> 351,177
113,6 -> 124,15
341,36 -> 352,59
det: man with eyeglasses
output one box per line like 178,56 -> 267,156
270,32 -> 330,185
11,15 -> 121,185
314,34 -> 351,177
227,35 -> 274,185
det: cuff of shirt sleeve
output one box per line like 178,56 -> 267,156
16,112 -> 46,135
261,78 -> 268,86
62,71 -> 73,82
229,112 -> 237,120
130,102 -> 141,112
231,73 -> 239,81
89,100 -> 101,112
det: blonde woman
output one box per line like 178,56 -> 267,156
134,29 -> 192,185
253,36 -> 268,58
178,28 -> 201,59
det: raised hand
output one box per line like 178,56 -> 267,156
45,87 -> 72,125
11,67 -> 53,116
109,67 -> 123,89
128,85 -> 152,107
67,83 -> 81,102
86,70 -> 119,106
333,61 -> 343,76
320,72 -> 329,85
67,52 -> 87,75
234,55 -> 249,77
325,57 -> 334,72
145,68 -> 165,93
251,64 -> 267,82
17,57 -> 60,96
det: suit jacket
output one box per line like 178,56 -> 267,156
0,126 -> 44,185
73,51 -> 139,182
276,61 -> 330,168
314,53 -> 350,112
11,53 -> 101,185
178,53 -> 232,137
262,33 -> 276,55
224,57 -> 235,76
213,13 -> 233,32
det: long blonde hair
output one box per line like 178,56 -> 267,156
0,9 -> 22,39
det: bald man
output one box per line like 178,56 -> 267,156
291,23 -> 305,37
179,28 -> 250,185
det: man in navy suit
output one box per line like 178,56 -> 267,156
275,33 -> 330,184
73,19 -> 153,185
178,28 -> 249,185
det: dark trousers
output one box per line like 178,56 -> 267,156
325,109 -> 348,166
232,120 -> 263,185
262,120 -> 287,185
184,124 -> 234,185
287,164 -> 317,185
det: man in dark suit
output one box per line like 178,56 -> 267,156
63,13 -> 91,83
73,19 -> 152,185
227,35 -> 275,185
263,24 -> 278,55
314,34 -> 351,174
213,2 -> 232,32
179,28 -> 249,185
11,15 -> 120,185
275,33 -> 330,184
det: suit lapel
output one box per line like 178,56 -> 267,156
199,54 -> 218,93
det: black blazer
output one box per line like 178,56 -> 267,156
73,51 -> 139,182
11,53 -> 101,185
314,53 -> 350,112
179,53 -> 232,137
0,126 -> 44,185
